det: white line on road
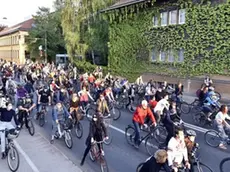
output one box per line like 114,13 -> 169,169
14,140 -> 40,172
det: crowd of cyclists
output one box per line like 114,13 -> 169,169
0,58 -> 229,172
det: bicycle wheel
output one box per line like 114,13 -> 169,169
74,122 -> 83,139
39,113 -> 45,127
153,126 -> 167,144
28,119 -> 35,136
110,107 -> 121,121
86,108 -> 95,121
7,146 -> 20,172
64,131 -> 73,149
193,112 -> 206,127
100,157 -> 109,172
215,91 -> 221,100
194,162 -> 213,172
136,162 -> 144,172
125,126 -> 135,145
89,147 -> 97,162
204,130 -> 221,147
181,102 -> 190,114
220,157 -> 230,172
104,130 -> 112,145
145,136 -> 157,156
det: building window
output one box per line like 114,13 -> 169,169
161,12 -> 168,26
153,16 -> 158,27
179,9 -> 186,24
159,51 -> 166,61
151,49 -> 158,61
168,50 -> 174,62
169,10 -> 177,25
178,49 -> 184,62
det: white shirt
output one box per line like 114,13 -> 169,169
154,99 -> 169,114
167,137 -> 188,166
215,111 -> 230,125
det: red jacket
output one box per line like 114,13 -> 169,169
133,106 -> 156,125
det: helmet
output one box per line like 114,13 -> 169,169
186,130 -> 196,137
141,100 -> 148,106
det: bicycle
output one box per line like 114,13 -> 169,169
125,123 -> 167,155
108,101 -> 121,120
53,120 -> 73,149
89,140 -> 109,172
17,110 -> 35,136
0,128 -> 20,172
103,116 -> 113,145
71,109 -> 83,139
38,103 -> 48,127
204,129 -> 230,147
220,157 -> 230,172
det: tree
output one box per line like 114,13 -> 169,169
61,0 -> 115,64
27,4 -> 66,62
0,24 -> 7,32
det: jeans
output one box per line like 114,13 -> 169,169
215,122 -> 230,144
0,122 -> 14,153
38,103 -> 48,113
51,119 -> 65,137
133,120 -> 141,145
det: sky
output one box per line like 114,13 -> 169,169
0,0 -> 55,26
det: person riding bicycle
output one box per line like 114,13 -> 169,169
154,93 -> 170,123
69,93 -> 81,121
138,149 -> 171,172
184,130 -> 198,172
0,102 -> 19,159
167,128 -> 190,172
17,93 -> 35,129
16,84 -> 28,99
214,105 -> 230,150
163,101 -> 182,145
5,77 -> 17,93
103,86 -> 115,103
96,94 -> 110,117
50,101 -> 72,144
37,85 -> 51,119
58,86 -> 69,103
78,86 -> 94,112
80,113 -> 108,166
132,100 -> 157,149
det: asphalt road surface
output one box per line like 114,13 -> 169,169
1,95 -> 230,172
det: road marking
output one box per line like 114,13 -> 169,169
14,140 -> 40,172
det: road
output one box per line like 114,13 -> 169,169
1,94 -> 230,172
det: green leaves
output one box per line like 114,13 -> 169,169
28,4 -> 66,62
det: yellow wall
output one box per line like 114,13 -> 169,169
0,31 -> 29,64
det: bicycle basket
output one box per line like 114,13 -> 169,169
64,118 -> 73,130
103,118 -> 112,128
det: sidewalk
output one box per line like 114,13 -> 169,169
1,129 -> 83,172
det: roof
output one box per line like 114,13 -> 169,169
0,18 -> 34,37
101,0 -> 146,12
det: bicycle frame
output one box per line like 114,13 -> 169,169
91,142 -> 105,163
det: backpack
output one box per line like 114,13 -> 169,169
196,89 -> 201,98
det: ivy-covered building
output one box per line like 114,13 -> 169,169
102,0 -> 230,80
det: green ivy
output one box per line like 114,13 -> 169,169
106,0 -> 230,81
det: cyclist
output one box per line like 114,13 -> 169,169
214,105 -> 230,149
96,94 -> 110,117
80,113 -> 108,166
167,128 -> 190,172
37,86 -> 51,119
132,100 -> 157,149
0,102 -> 19,159
17,94 -> 35,129
58,86 -> 69,103
103,86 -> 115,103
138,149 -> 171,172
184,130 -> 198,172
69,93 -> 81,121
5,77 -> 17,93
16,84 -> 28,99
78,86 -> 94,112
154,93 -> 170,123
50,101 -> 72,144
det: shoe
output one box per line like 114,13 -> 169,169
1,152 -> 6,159
219,144 -> 227,150
80,160 -> 84,166
101,150 -> 105,156
134,143 -> 139,149
50,139 -> 54,144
